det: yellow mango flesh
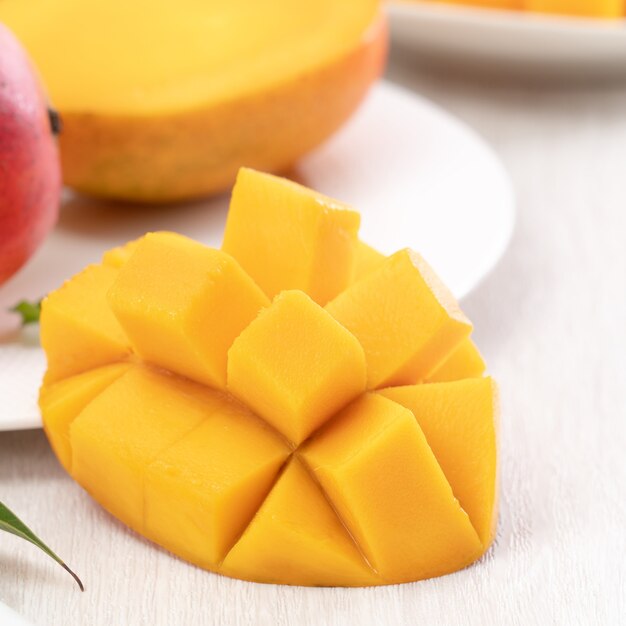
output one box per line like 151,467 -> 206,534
431,0 -> 523,9
144,399 -> 288,569
222,168 -> 360,305
425,0 -> 623,17
70,366 -> 221,533
380,378 -> 499,546
227,290 -> 366,445
525,0 -> 623,17
353,240 -> 385,282
302,394 -> 483,583
427,337 -> 486,382
39,363 -> 131,471
0,0 -> 380,116
222,458 -> 377,586
0,2 -> 384,201
101,238 -> 143,269
326,248 -> 472,389
39,169 -> 497,587
40,264 -> 131,383
108,232 -> 268,389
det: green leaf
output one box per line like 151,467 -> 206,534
0,501 -> 84,591
10,300 -> 41,325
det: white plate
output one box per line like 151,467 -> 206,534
388,2 -> 626,77
0,80 -> 515,431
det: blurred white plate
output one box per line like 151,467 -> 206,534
0,80 -> 514,431
388,2 -> 626,77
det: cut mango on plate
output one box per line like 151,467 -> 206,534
0,0 -> 386,201
39,167 -> 499,587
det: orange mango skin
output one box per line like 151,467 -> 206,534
55,18 -> 387,202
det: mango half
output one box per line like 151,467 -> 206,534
39,169 -> 498,586
0,0 -> 386,202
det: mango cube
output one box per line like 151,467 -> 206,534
145,399 -> 288,568
302,394 -> 483,582
223,458 -> 377,586
222,168 -> 360,305
70,367 -> 220,533
227,290 -> 366,445
326,249 -> 472,389
40,264 -> 131,382
352,240 -> 385,282
426,338 -> 486,382
108,232 -> 269,389
380,378 -> 499,545
39,363 -> 131,471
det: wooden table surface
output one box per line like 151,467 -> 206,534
1,52 -> 625,626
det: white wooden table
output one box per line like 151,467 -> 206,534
1,52 -> 625,626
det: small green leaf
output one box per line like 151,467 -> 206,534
0,501 -> 84,591
10,300 -> 41,325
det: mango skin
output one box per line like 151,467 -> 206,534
55,18 -> 387,202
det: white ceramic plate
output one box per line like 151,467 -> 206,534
0,80 -> 515,431
388,2 -> 626,77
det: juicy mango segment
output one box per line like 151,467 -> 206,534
353,240 -> 385,282
108,232 -> 269,389
380,378 -> 499,546
70,366 -> 220,533
426,338 -> 486,382
101,237 -> 143,268
326,249 -> 472,389
302,394 -> 483,583
525,0 -> 623,17
222,168 -> 360,305
227,290 -> 366,445
223,458 -> 378,586
39,363 -> 131,471
144,400 -> 288,569
40,264 -> 131,383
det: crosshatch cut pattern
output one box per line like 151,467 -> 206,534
37,169 -> 498,587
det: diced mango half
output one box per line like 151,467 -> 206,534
223,458 -> 378,586
144,399 -> 288,569
108,232 -> 269,389
39,168 -> 498,587
380,378 -> 499,546
227,290 -> 366,445
39,363 -> 131,471
326,249 -> 472,389
302,394 -> 484,583
40,264 -> 131,383
222,168 -> 360,305
427,337 -> 486,382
